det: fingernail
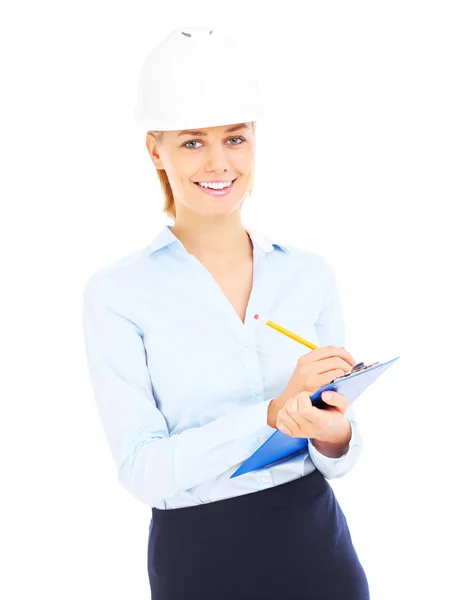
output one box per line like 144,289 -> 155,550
322,391 -> 333,401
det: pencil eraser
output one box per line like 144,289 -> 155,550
254,313 -> 259,320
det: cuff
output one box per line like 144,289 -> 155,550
307,418 -> 363,478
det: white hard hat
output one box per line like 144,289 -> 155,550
134,26 -> 266,131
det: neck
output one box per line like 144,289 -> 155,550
171,218 -> 252,267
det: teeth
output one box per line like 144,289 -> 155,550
198,180 -> 233,189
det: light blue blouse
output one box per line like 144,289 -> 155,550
82,225 -> 362,509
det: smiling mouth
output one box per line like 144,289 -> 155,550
194,178 -> 237,187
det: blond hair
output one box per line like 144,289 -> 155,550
147,122 -> 256,221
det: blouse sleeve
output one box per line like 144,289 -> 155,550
308,257 -> 364,479
82,274 -> 275,506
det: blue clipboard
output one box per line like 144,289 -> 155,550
230,356 -> 400,478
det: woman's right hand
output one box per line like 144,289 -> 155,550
267,346 -> 357,428
280,345 -> 356,401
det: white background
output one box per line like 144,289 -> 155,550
2,1 -> 454,598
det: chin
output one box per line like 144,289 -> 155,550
196,200 -> 242,218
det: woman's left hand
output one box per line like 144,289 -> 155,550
276,390 -> 349,442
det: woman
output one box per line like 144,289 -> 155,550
82,27 -> 370,599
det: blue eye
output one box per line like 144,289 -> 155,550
180,136 -> 246,149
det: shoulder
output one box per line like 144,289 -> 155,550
277,240 -> 333,277
82,245 -> 151,305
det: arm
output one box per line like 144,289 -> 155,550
308,257 -> 364,479
82,275 -> 275,507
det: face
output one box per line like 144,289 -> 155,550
146,122 -> 255,218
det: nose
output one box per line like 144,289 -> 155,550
204,143 -> 230,173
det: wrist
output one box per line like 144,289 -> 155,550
311,417 -> 352,455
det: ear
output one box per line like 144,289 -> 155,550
146,133 -> 165,170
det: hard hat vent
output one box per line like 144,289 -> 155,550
181,30 -> 213,37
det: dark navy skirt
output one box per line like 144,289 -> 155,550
147,468 -> 370,599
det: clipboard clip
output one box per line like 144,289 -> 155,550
330,360 -> 382,383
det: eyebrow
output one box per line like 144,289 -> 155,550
177,123 -> 248,137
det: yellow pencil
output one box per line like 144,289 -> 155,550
253,314 -> 318,350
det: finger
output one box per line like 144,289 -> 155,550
312,345 -> 356,367
285,395 -> 311,420
280,407 -> 304,432
309,401 -> 341,427
340,347 -> 356,366
296,405 -> 318,424
315,357 -> 354,376
277,409 -> 300,437
321,391 -> 349,413
288,393 -> 316,423
277,419 -> 293,437
295,391 -> 312,413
